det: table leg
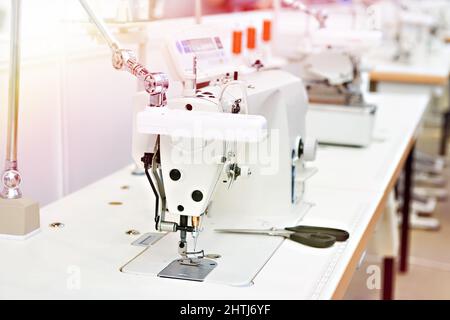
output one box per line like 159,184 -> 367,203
382,257 -> 395,300
400,145 -> 415,273
439,111 -> 450,156
440,80 -> 450,156
369,80 -> 378,93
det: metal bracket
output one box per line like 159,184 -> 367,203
158,258 -> 218,282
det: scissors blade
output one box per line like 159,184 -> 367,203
214,228 -> 291,237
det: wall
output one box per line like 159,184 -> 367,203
0,0 -> 140,205
0,49 -> 138,205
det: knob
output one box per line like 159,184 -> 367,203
303,137 -> 318,162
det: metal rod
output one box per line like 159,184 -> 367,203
1,0 -> 23,199
78,0 -> 169,101
6,0 -> 21,165
178,215 -> 188,256
78,0 -> 121,51
281,0 -> 327,28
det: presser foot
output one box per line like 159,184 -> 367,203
157,257 -> 218,282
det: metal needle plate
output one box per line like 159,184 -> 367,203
158,259 -> 218,282
131,232 -> 166,247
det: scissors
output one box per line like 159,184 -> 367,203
215,225 -> 349,248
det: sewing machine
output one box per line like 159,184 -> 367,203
295,29 -> 381,147
0,0 -> 315,286
368,0 -> 439,63
122,32 -> 317,285
272,1 -> 380,147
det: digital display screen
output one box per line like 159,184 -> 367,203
177,37 -> 224,54
172,36 -> 229,81
180,38 -> 219,53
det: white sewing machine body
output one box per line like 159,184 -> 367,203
300,45 -> 377,148
306,103 -> 376,148
367,0 -> 441,62
280,28 -> 381,147
124,31 -> 316,285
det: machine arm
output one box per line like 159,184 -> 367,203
78,0 -> 168,106
282,0 -> 328,28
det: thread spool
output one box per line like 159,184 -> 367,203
232,30 -> 243,55
263,19 -> 272,42
247,26 -> 256,50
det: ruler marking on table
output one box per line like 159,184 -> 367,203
311,202 -> 369,299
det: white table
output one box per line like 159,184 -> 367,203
366,47 -> 450,89
0,93 -> 428,299
366,45 -> 450,157
311,93 -> 429,299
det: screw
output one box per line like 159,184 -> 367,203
109,201 -> 123,206
49,222 -> 64,229
125,230 -> 140,236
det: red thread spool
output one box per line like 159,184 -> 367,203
232,30 -> 243,54
262,20 -> 272,42
247,26 -> 256,50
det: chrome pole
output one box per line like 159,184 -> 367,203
78,0 -> 121,51
1,0 -> 23,199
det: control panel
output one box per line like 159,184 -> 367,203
167,35 -> 234,83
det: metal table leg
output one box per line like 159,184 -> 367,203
400,145 -> 415,273
439,111 -> 450,156
382,257 -> 395,300
440,80 -> 450,156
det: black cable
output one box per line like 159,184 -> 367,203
144,156 -> 159,228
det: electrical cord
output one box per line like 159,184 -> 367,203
142,153 -> 160,227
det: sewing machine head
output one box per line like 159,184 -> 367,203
298,29 -> 381,107
131,30 -> 316,281
164,30 -> 316,211
137,30 -> 269,273
294,30 -> 380,147
368,0 -> 439,63
137,80 -> 267,277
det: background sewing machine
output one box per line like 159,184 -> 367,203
368,0 -> 441,63
270,1 -> 381,147
282,27 -> 381,147
123,30 -> 317,285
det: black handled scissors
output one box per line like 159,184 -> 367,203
215,225 -> 349,248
